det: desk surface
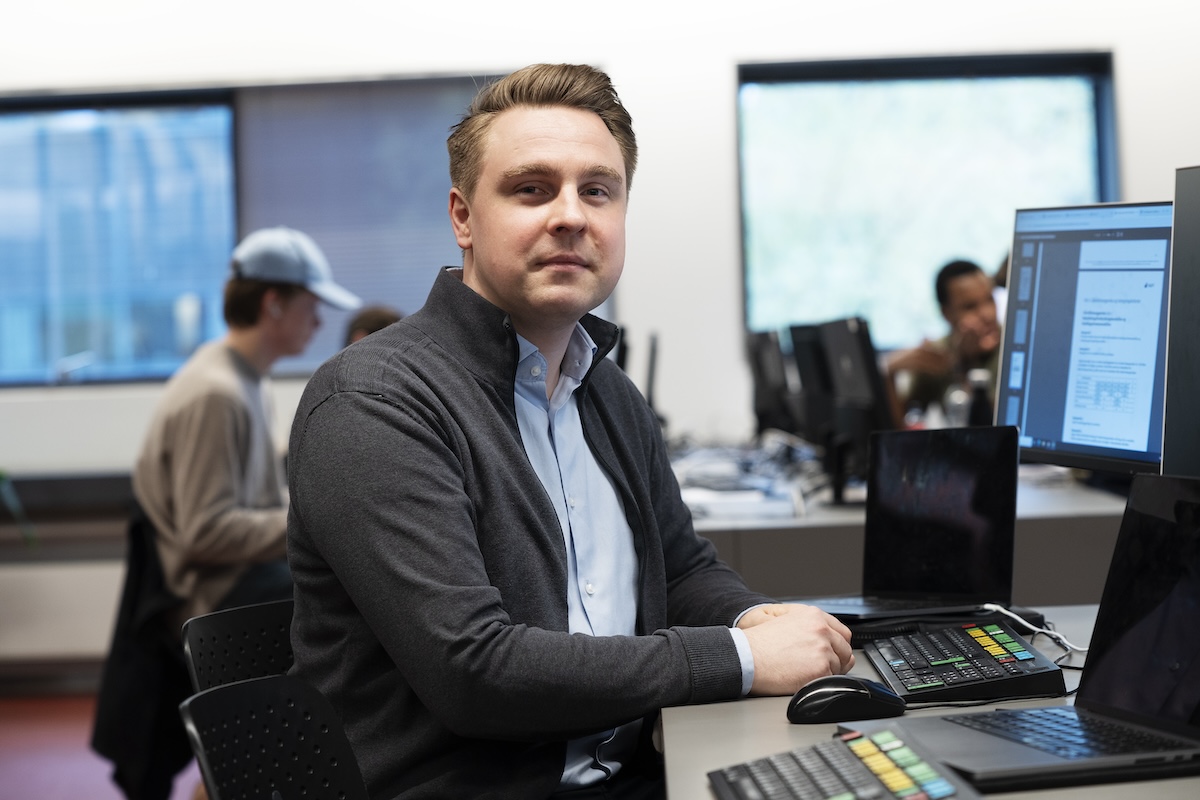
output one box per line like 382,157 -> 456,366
662,604 -> 1200,799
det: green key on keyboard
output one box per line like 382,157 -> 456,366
708,725 -> 982,800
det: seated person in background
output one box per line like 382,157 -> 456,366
286,63 -> 854,800
133,226 -> 361,632
887,259 -> 1002,418
343,303 -> 404,346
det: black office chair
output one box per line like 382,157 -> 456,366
178,673 -> 369,800
181,598 -> 294,692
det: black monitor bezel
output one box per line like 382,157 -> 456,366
819,316 -> 899,434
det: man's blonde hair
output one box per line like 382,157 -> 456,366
447,64 -> 637,200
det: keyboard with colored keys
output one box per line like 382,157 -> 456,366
708,726 -> 982,800
861,620 -> 1065,703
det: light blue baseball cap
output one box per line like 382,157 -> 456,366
231,227 -> 362,310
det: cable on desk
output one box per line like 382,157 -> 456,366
981,603 -> 1088,657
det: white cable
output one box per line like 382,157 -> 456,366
980,603 -> 1089,654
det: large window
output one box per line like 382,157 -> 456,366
236,78 -> 482,374
0,96 -> 234,384
738,53 -> 1118,351
0,76 -> 485,386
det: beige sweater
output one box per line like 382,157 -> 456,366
133,340 -> 288,631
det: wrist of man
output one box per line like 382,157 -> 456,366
728,626 -> 755,697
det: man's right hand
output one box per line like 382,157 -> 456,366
738,603 -> 855,696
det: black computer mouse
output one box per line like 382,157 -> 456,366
786,675 -> 907,724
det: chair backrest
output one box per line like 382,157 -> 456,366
178,673 -> 369,800
181,598 -> 294,692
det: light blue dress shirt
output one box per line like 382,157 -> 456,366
512,326 -> 754,788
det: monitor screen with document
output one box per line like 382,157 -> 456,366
995,201 -> 1173,474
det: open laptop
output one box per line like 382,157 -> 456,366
878,473 -> 1200,791
803,425 -> 1019,621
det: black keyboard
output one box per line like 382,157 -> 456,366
708,727 -> 981,800
947,706 -> 1199,760
862,621 -> 1065,702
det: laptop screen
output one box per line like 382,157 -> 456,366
862,426 -> 1018,603
1075,474 -> 1200,737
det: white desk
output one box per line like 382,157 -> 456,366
662,604 -> 1200,799
694,475 -> 1129,606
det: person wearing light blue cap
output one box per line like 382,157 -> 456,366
133,226 -> 361,634
103,227 -> 360,800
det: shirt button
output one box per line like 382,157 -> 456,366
568,496 -> 577,508
585,582 -> 596,595
530,365 -> 542,377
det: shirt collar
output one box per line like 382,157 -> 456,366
515,324 -> 598,383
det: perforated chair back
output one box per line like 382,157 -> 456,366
179,673 -> 369,800
181,598 -> 294,692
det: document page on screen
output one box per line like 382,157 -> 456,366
1063,238 -> 1167,452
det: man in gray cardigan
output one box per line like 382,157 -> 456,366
287,64 -> 854,800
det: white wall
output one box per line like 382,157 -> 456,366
0,562 -> 124,658
3,0 -> 1200,475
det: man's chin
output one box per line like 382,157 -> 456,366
536,282 -> 613,315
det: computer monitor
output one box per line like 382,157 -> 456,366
746,330 -> 798,437
995,201 -> 1173,474
1164,167 -> 1200,478
787,325 -> 836,451
817,316 -> 899,503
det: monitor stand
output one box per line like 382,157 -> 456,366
823,404 -> 872,506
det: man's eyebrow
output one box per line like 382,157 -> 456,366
501,163 -> 624,186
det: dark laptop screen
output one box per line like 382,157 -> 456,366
1075,475 -> 1200,737
863,426 -> 1018,602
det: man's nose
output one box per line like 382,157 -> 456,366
549,191 -> 587,234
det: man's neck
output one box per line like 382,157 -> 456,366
224,328 -> 276,375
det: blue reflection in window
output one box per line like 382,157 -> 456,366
0,104 -> 233,385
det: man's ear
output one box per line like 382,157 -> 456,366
448,188 -> 472,250
262,288 -> 283,320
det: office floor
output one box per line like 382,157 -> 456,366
0,692 -> 200,800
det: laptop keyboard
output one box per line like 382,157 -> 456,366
708,727 -> 980,800
947,707 -> 1197,760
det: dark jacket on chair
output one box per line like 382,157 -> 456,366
91,504 -> 194,800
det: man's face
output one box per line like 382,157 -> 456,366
942,271 -> 1000,358
272,290 -> 321,356
448,105 -> 627,339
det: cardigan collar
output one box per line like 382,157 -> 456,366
411,267 -> 621,389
